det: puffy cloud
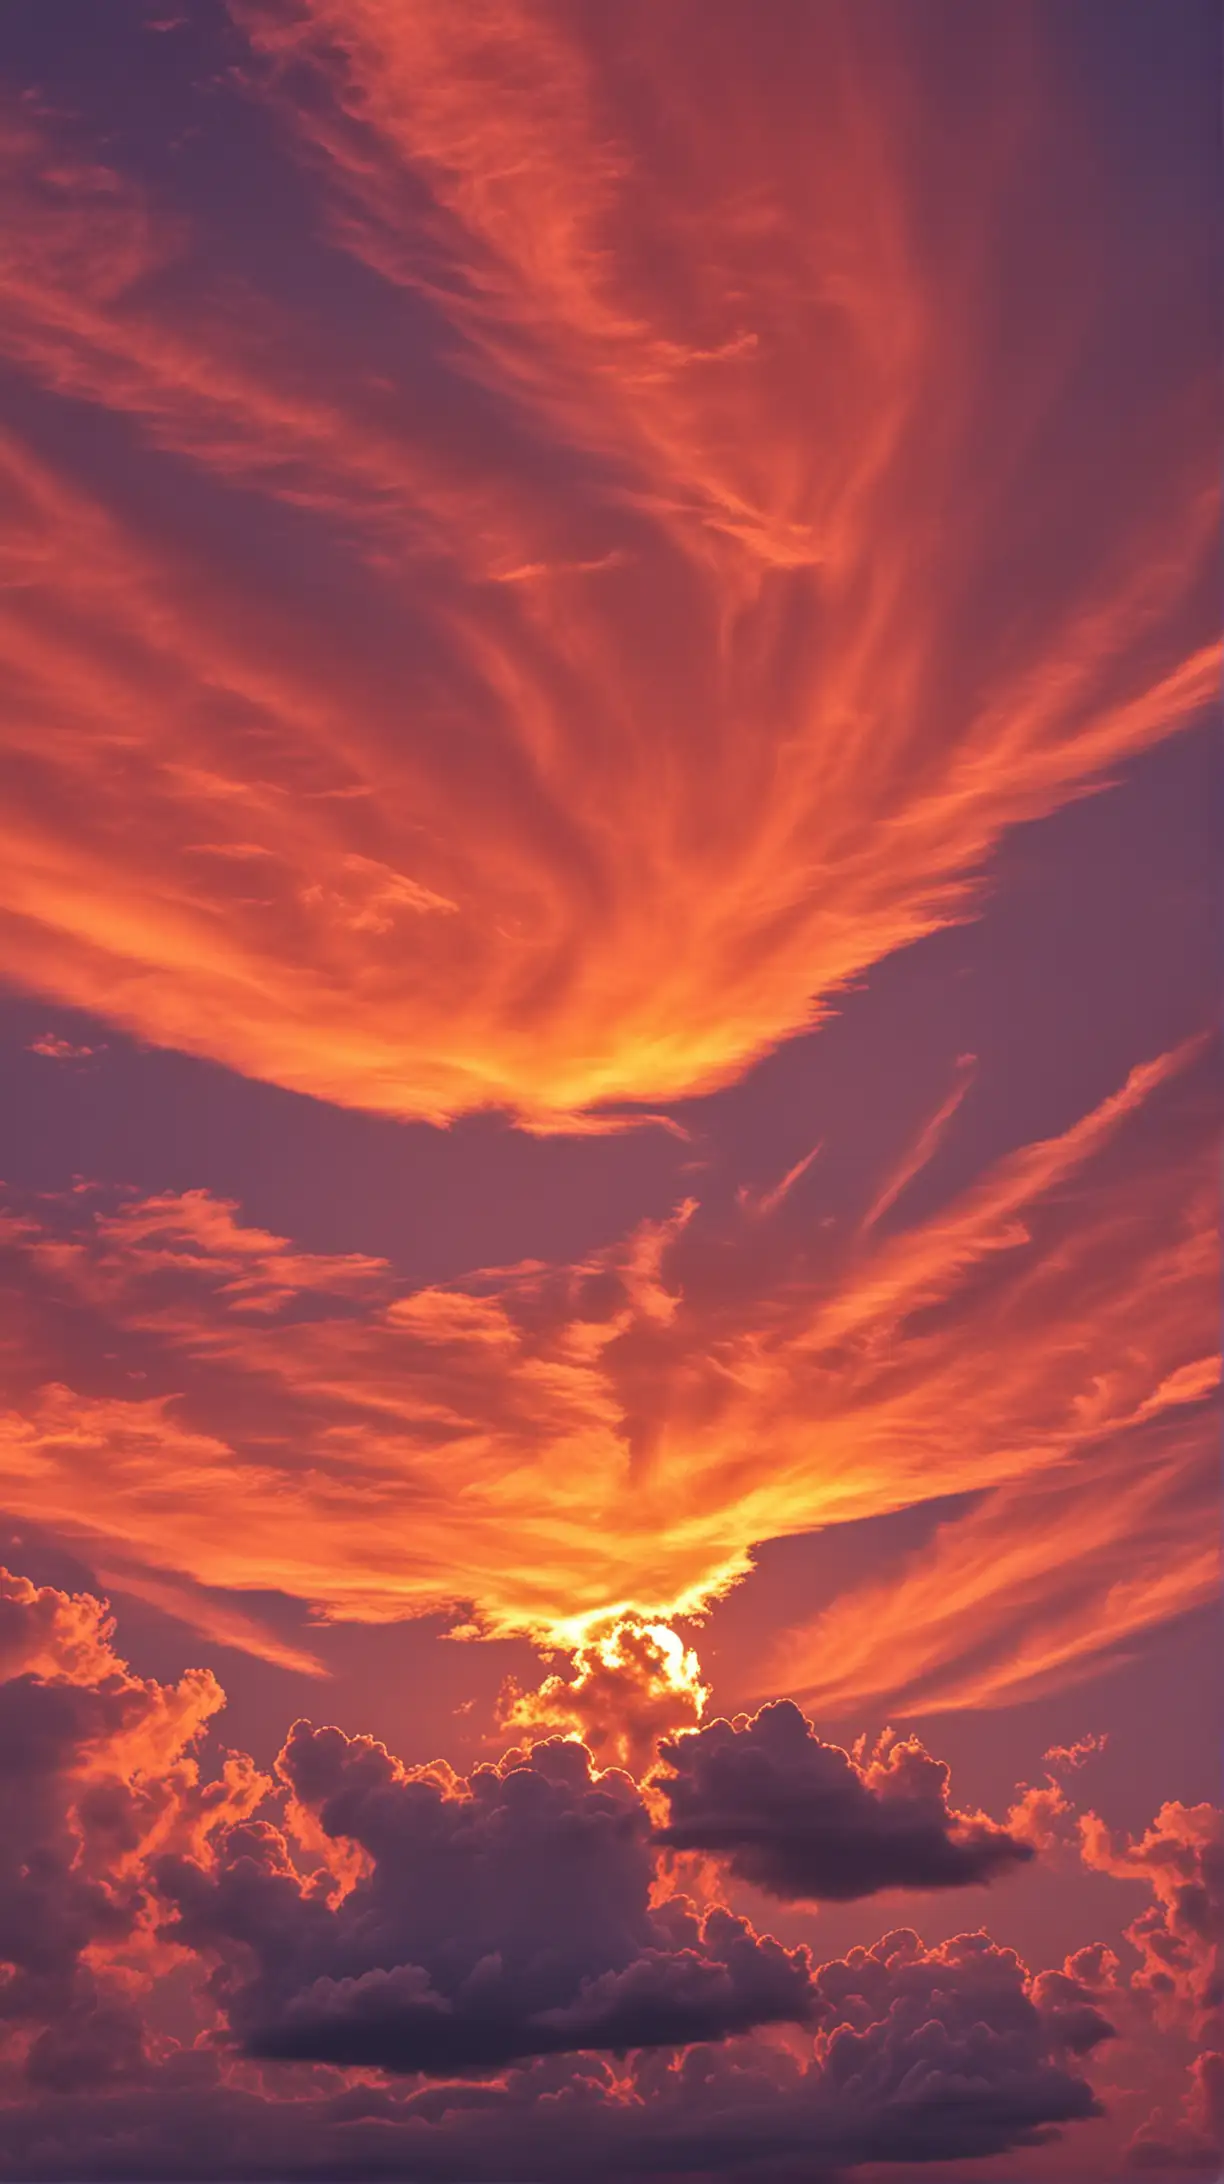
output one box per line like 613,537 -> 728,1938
1128,2049 -> 1224,2172
1001,1786 -> 1224,2179
0,0 -> 1216,1127
158,1725 -> 816,2072
653,1701 -> 1031,1901
0,1934 -> 1106,2181
1044,1733 -> 1109,1772
26,1034 -> 97,1061
0,1566 -> 1180,2178
496,1615 -> 708,1775
0,1569 -> 264,2097
1079,1801 -> 1223,2038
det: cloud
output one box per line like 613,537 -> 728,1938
0,1569 -> 265,2098
1044,1733 -> 1109,1773
0,2004 -> 1101,2184
159,1724 -> 816,2073
0,1038 -> 1214,1708
1079,1800 -> 1223,2039
0,0 -> 1216,1127
2,1565 -> 1211,2180
496,1614 -> 708,1775
858,1053 -> 976,1235
1013,1793 -> 1224,2180
1129,2049 -> 1223,2172
653,1700 -> 1032,1901
770,1398 -> 1220,1717
91,1564 -> 329,1680
26,1034 -> 98,1061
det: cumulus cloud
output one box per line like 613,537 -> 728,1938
1079,1801 -> 1223,2038
496,1615 -> 708,1775
0,1931 -> 1107,2180
1,1565 -> 1212,2180
0,1570 -> 264,2100
159,1724 -> 816,2072
26,1034 -> 97,1061
1129,2049 -> 1224,2172
653,1701 -> 1032,1901
1000,1778 -> 1224,2179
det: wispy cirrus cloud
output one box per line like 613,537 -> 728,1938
768,1396 -> 1220,1719
0,1039 -> 1214,1709
0,1 -> 1216,1126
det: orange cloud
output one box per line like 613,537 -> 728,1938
859,1054 -> 976,1235
496,1615 -> 709,1776
768,1399 -> 1220,1718
0,4 -> 1216,1126
91,1563 -> 329,1680
0,1557 -> 1208,2173
0,1039 -> 1215,1711
1078,1800 -> 1223,2038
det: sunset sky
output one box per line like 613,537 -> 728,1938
0,3 -> 1220,2179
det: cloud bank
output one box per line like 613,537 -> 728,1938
0,1563 -> 1158,2182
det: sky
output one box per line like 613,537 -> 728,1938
0,2 -> 1219,2179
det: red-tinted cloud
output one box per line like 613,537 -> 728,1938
496,1615 -> 708,1775
0,1 -> 1216,1126
0,1566 -> 1127,2178
0,1570 -> 265,2102
0,1040 -> 1214,1711
1079,1801 -> 1223,2041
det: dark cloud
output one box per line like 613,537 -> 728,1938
158,1723 -> 816,2072
1027,1963 -> 1117,2058
0,1568 -> 1182,2180
653,1702 -> 1033,1901
0,1930 -> 1102,2179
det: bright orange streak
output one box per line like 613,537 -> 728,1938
92,1563 -> 329,1679
768,1400 -> 1220,1718
0,3 -> 1217,1125
0,1040 -> 1215,1708
859,1054 -> 977,1235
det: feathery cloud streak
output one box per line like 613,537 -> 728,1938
0,4 -> 1216,1122
0,1038 -> 1214,1709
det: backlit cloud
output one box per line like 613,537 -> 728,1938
0,1038 -> 1214,1712
0,1566 -> 1126,2178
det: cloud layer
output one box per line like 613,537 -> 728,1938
0,2 -> 1216,1125
0,1564 -> 1147,2181
0,1038 -> 1215,1716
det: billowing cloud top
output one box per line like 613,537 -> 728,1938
653,1701 -> 1032,1900
0,1560 -> 1153,2182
